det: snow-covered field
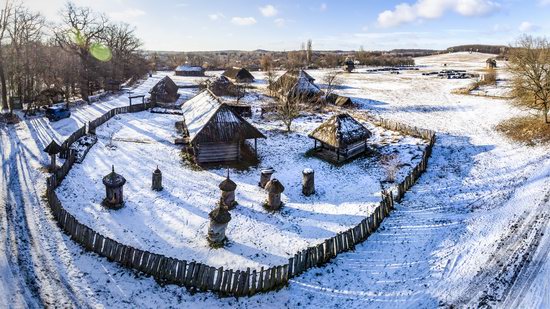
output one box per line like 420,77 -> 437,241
2,52 -> 549,308
55,95 -> 426,269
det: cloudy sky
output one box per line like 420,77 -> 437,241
21,0 -> 550,51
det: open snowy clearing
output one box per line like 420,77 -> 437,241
55,105 -> 426,269
2,52 -> 549,308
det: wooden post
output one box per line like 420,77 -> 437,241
302,168 -> 315,196
259,168 -> 274,188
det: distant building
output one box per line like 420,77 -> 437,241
150,76 -> 179,103
206,76 -> 238,96
175,65 -> 205,76
326,93 -> 353,107
486,58 -> 497,69
222,67 -> 255,83
308,113 -> 372,163
343,57 -> 355,73
181,90 -> 265,164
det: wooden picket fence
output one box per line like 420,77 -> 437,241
59,126 -> 87,159
44,109 -> 436,297
88,102 -> 152,134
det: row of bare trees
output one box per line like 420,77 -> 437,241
0,1 -> 150,112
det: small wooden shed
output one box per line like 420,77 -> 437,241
486,58 -> 497,69
326,93 -> 354,107
223,67 -> 255,83
308,113 -> 372,163
175,65 -> 205,76
269,69 -> 321,100
206,76 -> 238,96
150,76 -> 179,103
181,90 -> 265,164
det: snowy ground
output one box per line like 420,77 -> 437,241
1,52 -> 549,308
55,101 -> 425,269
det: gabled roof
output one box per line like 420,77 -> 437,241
308,113 -> 372,149
223,67 -> 255,81
181,89 -> 265,144
44,140 -> 63,154
175,65 -> 204,72
270,69 -> 320,96
150,76 -> 178,95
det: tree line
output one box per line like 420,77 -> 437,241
0,1 -> 150,112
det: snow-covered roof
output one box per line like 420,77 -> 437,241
223,67 -> 255,82
181,90 -> 265,143
308,113 -> 372,149
175,65 -> 204,72
270,69 -> 321,97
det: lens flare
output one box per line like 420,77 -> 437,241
90,43 -> 112,62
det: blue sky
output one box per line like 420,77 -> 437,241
24,0 -> 550,51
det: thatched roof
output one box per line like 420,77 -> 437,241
44,140 -> 63,155
308,113 -> 372,149
223,67 -> 255,82
209,206 -> 231,224
181,89 -> 265,144
206,76 -> 238,96
326,93 -> 353,107
102,165 -> 126,188
269,69 -> 320,97
150,76 -> 179,102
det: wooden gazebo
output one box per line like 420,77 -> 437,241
308,113 -> 372,163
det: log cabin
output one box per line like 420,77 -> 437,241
181,89 -> 265,164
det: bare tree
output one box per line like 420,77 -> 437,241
273,76 -> 310,132
306,39 -> 313,65
0,0 -> 13,111
260,54 -> 272,71
322,70 -> 342,102
54,2 -> 108,101
508,35 -> 550,123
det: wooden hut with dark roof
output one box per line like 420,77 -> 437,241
268,69 -> 321,102
206,76 -> 238,96
150,76 -> 179,103
326,93 -> 354,107
308,113 -> 372,163
223,67 -> 255,83
181,89 -> 265,164
175,65 -> 205,76
486,58 -> 497,69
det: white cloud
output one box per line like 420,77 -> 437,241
519,21 -> 540,32
209,13 -> 225,21
274,18 -> 286,27
540,0 -> 550,5
231,17 -> 257,26
108,8 -> 145,21
260,5 -> 278,17
378,0 -> 500,28
320,3 -> 328,11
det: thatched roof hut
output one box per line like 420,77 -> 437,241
223,67 -> 255,83
175,65 -> 205,76
206,76 -> 238,96
181,89 -> 265,164
150,76 -> 179,103
326,93 -> 353,107
308,113 -> 372,163
269,69 -> 321,100
486,58 -> 497,69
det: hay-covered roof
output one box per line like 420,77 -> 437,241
181,89 -> 265,144
102,166 -> 126,188
308,113 -> 372,149
223,67 -> 255,82
265,179 -> 285,194
269,69 -> 320,97
150,76 -> 178,95
326,93 -> 353,107
206,76 -> 238,96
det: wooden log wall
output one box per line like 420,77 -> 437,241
44,110 -> 436,297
